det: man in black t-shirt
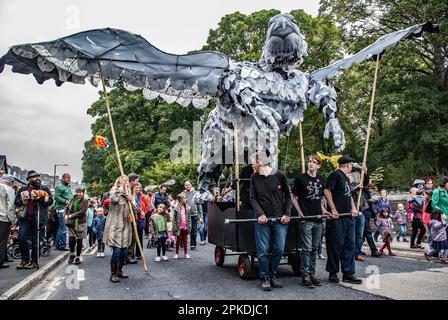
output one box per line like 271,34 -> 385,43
323,156 -> 362,285
250,152 -> 291,291
292,154 -> 329,288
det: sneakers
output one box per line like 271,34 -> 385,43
190,246 -> 197,251
328,273 -> 339,283
200,241 -> 206,245
261,279 -> 272,291
302,276 -> 314,289
68,255 -> 75,264
162,255 -> 169,261
396,237 -> 400,242
97,252 -> 102,258
16,260 -> 28,270
371,251 -> 382,257
270,279 -> 283,288
155,256 -> 161,262
342,274 -> 362,284
310,276 -> 322,286
318,254 -> 326,260
402,238 -> 409,242
174,254 -> 179,259
74,257 -> 81,265
24,261 -> 38,269
185,254 -> 191,259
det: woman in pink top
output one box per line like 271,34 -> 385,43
173,193 -> 193,259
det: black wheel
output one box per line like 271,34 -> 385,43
12,246 -> 21,259
238,254 -> 256,280
288,253 -> 302,276
41,246 -> 51,257
214,246 -> 225,267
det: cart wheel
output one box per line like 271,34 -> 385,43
238,254 -> 256,280
214,246 -> 225,267
288,254 -> 302,276
12,246 -> 21,259
41,246 -> 51,257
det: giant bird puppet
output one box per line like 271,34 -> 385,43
0,14 -> 437,202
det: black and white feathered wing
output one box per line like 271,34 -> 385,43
0,28 -> 229,108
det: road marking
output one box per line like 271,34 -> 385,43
78,296 -> 89,300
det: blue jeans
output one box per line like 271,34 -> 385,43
19,216 -> 38,262
326,217 -> 356,275
396,224 -> 407,239
111,247 -> 128,264
199,212 -> 208,242
300,221 -> 323,276
355,213 -> 366,255
55,210 -> 67,249
317,220 -> 326,255
255,222 -> 288,281
190,215 -> 198,247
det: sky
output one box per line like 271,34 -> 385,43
0,0 -> 320,182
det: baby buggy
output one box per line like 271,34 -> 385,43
7,225 -> 52,259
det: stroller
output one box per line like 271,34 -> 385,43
7,224 -> 52,259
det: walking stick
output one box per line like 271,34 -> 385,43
356,54 -> 380,213
98,63 -> 148,273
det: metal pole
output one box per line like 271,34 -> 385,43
356,54 -> 380,213
225,213 -> 352,224
233,123 -> 240,213
98,63 -> 148,273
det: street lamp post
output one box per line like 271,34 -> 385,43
54,164 -> 68,189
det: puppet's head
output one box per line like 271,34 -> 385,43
260,13 -> 308,70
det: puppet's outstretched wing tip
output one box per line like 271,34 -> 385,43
310,21 -> 438,82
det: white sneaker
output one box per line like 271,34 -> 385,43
162,255 -> 168,261
318,254 -> 326,260
174,254 -> 179,259
185,254 -> 191,259
101,252 -> 105,257
96,252 -> 101,258
155,256 -> 161,262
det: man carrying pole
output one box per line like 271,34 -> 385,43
250,151 -> 291,291
323,156 -> 362,284
292,154 -> 329,288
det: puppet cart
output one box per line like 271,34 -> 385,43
208,201 -> 303,280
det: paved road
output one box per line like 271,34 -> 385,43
19,238 -> 447,300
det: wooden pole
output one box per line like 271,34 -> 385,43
98,63 -> 148,273
356,54 -> 380,213
234,123 -> 240,212
298,122 -> 305,174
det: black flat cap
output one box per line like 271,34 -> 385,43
338,156 -> 356,165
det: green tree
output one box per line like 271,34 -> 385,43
319,0 -> 448,187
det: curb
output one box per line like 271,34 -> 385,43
0,251 -> 71,300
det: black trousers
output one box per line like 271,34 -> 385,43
411,218 -> 426,246
0,221 -> 10,266
362,214 -> 378,253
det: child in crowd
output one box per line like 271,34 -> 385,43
173,193 -> 192,259
374,189 -> 392,242
151,204 -> 170,262
424,209 -> 448,264
394,203 -> 408,242
408,188 -> 426,249
422,189 -> 433,244
87,199 -> 97,250
93,207 -> 106,257
375,209 -> 396,256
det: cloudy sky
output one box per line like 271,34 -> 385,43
0,0 -> 319,182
